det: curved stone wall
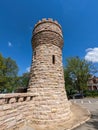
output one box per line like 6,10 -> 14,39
32,18 -> 63,49
28,18 -> 71,124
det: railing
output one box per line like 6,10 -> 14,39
0,93 -> 36,105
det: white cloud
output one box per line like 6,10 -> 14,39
8,42 -> 12,47
26,66 -> 31,72
85,47 -> 98,63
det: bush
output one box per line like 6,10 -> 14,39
84,90 -> 98,97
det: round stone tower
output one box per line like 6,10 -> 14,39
28,18 -> 71,125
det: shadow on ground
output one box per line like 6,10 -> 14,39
86,111 -> 98,130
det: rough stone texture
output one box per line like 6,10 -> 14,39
0,93 -> 35,130
19,102 -> 90,130
28,18 -> 72,124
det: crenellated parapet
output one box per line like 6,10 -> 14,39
34,18 -> 62,32
32,18 -> 63,49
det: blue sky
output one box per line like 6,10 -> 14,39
0,0 -> 98,75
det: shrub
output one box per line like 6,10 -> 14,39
84,90 -> 98,97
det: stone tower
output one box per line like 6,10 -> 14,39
28,18 -> 71,124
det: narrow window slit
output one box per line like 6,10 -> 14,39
52,55 -> 55,64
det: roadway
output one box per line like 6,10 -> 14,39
71,98 -> 98,130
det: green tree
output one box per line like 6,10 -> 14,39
17,72 -> 30,88
13,72 -> 30,92
21,72 -> 30,87
4,57 -> 18,77
0,54 -> 6,92
64,57 -> 97,93
0,54 -> 19,92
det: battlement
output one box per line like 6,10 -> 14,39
33,18 -> 63,38
34,18 -> 61,29
32,18 -> 63,49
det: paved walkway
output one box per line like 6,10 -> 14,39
72,98 -> 98,104
71,98 -> 98,130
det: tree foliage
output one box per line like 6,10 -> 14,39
0,54 -> 6,91
0,54 -> 19,92
0,54 -> 29,93
0,53 -> 30,93
15,72 -> 30,88
64,57 -> 98,93
4,57 -> 18,77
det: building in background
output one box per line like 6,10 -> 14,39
87,76 -> 98,90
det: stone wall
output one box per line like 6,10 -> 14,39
0,93 -> 36,130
